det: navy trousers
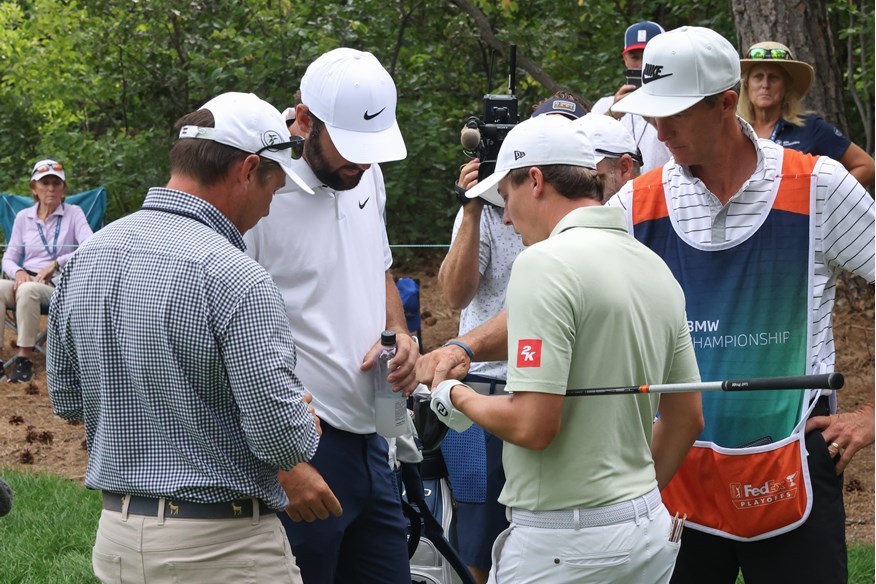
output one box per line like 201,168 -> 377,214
279,423 -> 410,584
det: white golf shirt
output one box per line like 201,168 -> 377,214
245,157 -> 392,434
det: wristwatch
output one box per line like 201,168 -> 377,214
454,183 -> 471,206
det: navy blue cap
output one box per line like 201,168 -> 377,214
624,21 -> 664,54
531,98 -> 586,120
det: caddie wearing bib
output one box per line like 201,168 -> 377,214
608,26 -> 875,584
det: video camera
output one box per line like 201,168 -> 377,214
460,46 -> 519,187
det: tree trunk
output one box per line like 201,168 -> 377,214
728,0 -> 848,134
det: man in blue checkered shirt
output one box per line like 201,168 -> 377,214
47,92 -> 322,584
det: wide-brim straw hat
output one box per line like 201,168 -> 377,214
740,41 -> 814,97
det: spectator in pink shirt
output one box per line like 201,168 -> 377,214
1,159 -> 93,382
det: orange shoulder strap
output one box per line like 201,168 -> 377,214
774,149 -> 818,216
631,167 -> 668,225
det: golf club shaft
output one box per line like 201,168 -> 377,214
565,373 -> 843,396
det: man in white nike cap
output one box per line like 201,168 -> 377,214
244,48 -> 415,584
607,26 -> 875,584
426,114 -> 703,583
575,112 -> 642,200
48,91 -> 320,583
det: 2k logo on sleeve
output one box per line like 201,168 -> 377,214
516,339 -> 542,368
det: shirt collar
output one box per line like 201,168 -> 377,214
550,205 -> 627,238
27,202 -> 66,220
671,116 -> 775,183
284,156 -> 326,195
142,188 -> 246,251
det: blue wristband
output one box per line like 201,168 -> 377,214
443,340 -> 474,361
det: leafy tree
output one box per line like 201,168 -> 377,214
0,0 -> 868,248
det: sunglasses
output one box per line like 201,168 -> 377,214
34,162 -> 64,174
747,47 -> 791,61
596,148 -> 644,167
256,136 -> 305,160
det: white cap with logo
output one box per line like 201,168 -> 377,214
31,159 -> 66,182
574,114 -> 641,165
612,26 -> 740,118
178,92 -> 313,194
301,48 -> 407,165
465,115 -> 596,208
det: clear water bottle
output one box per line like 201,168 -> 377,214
374,330 -> 407,437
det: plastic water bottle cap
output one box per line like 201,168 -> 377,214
380,330 -> 396,346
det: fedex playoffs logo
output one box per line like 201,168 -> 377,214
516,339 -> 542,368
730,473 -> 798,509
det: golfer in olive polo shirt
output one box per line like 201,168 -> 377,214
428,114 -> 704,584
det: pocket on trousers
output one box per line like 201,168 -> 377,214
564,550 -> 631,569
167,560 -> 255,584
92,550 -> 122,584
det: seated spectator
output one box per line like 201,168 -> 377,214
738,41 -> 875,186
0,160 -> 93,382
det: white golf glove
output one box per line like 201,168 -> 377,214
430,379 -> 474,432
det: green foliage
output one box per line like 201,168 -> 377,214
0,0 -> 868,245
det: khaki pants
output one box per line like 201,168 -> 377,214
92,508 -> 303,584
0,279 -> 53,348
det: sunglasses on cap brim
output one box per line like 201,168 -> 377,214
596,148 -> 644,166
34,162 -> 64,174
255,136 -> 305,160
747,47 -> 791,61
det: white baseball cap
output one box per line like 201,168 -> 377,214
465,115 -> 596,208
612,26 -> 740,118
178,92 -> 313,194
301,48 -> 407,164
31,159 -> 66,182
575,114 -> 642,165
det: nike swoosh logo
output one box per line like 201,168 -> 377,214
359,197 -> 370,209
642,72 -> 674,84
363,107 -> 386,121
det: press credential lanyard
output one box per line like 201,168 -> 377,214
36,214 -> 63,259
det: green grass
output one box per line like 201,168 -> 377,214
0,468 -> 873,583
0,469 -> 100,584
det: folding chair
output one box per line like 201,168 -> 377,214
0,187 -> 107,369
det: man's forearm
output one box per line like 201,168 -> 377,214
385,271 -> 410,336
438,207 -> 483,309
457,309 -> 508,362
651,392 -> 704,490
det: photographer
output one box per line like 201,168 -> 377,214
590,21 -> 671,173
438,91 -> 586,583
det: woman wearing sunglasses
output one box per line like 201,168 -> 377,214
0,159 -> 93,382
737,41 -> 874,186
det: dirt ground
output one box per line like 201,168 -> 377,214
0,266 -> 872,544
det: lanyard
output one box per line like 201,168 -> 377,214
36,212 -> 63,259
769,119 -> 782,143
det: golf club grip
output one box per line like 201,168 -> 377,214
721,373 -> 844,391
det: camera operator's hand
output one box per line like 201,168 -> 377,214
458,159 -> 481,191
